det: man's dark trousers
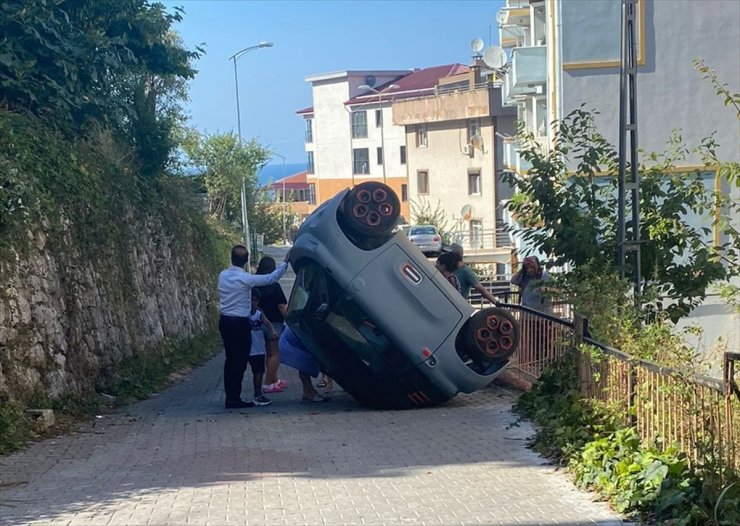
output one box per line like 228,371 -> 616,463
219,315 -> 253,402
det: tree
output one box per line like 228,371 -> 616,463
503,107 -> 737,322
181,130 -> 286,242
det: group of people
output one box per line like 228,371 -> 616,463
436,243 -> 551,313
217,245 -> 331,409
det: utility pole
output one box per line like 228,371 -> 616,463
617,0 -> 641,297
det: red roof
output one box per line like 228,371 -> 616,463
295,106 -> 314,115
345,64 -> 469,106
267,170 -> 310,191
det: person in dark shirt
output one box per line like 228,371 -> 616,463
255,256 -> 289,394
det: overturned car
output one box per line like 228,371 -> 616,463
286,182 -> 519,409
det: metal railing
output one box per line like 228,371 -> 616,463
489,304 -> 740,476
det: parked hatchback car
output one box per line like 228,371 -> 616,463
407,224 -> 442,256
286,181 -> 519,410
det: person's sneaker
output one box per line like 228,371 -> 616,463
262,383 -> 284,394
253,394 -> 272,406
275,379 -> 289,389
225,399 -> 255,409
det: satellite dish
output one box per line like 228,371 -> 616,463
364,75 -> 376,88
461,204 -> 475,221
470,133 -> 484,151
470,38 -> 485,55
483,46 -> 507,69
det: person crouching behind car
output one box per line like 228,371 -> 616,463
443,243 -> 500,306
218,245 -> 289,409
435,252 -> 461,293
279,327 -> 330,403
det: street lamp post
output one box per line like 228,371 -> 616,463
229,41 -> 273,268
271,152 -> 288,245
357,83 -> 399,183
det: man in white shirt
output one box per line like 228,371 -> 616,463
218,245 -> 290,408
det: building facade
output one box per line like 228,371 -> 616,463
298,69 -> 412,220
499,0 -> 739,170
392,64 -> 516,264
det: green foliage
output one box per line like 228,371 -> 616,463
504,107 -> 736,322
181,130 -> 272,224
516,351 -> 740,525
0,0 -> 201,178
0,401 -> 32,455
106,330 -> 221,401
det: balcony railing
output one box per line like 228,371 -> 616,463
510,46 -> 547,87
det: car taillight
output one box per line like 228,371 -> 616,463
433,236 -> 440,242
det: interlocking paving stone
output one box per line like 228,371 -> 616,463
1,312 -> 627,525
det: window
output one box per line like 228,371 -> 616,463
353,148 -> 369,174
416,124 -> 428,147
375,109 -> 383,127
400,145 -> 406,164
468,169 -> 481,195
307,151 -> 315,174
467,118 -> 481,143
308,183 -> 316,204
401,184 -> 408,202
536,98 -> 547,138
377,147 -> 383,165
470,220 -> 483,249
305,118 -> 313,143
417,170 -> 429,195
351,111 -> 367,138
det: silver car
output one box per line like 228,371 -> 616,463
407,224 -> 442,256
286,182 -> 519,409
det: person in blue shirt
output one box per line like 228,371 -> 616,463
218,245 -> 289,409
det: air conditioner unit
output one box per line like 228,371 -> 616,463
462,144 -> 473,156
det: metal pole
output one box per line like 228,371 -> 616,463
229,42 -> 273,269
282,157 -> 287,244
232,56 -> 251,266
379,93 -> 386,183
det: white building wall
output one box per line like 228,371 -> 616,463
406,120 -> 497,236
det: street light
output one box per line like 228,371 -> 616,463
229,40 -> 273,268
357,83 -> 399,183
271,152 -> 288,245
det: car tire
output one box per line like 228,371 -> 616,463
463,307 -> 520,362
340,181 -> 400,237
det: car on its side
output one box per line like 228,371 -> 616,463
286,181 -> 519,410
407,224 -> 442,256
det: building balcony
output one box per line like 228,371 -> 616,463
503,141 -> 532,175
392,84 -> 511,126
510,46 -> 546,87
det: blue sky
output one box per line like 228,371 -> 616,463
164,0 -> 505,168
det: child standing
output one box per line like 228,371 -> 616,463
248,289 -> 278,406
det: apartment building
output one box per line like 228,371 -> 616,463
498,0 -> 739,348
298,64 -> 516,262
498,0 -> 739,171
298,69 -> 412,220
392,64 -> 516,264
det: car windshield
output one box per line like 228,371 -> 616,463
287,261 -> 393,373
410,226 -> 436,235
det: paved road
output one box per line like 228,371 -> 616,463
0,250 -> 627,525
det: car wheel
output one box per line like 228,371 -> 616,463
463,307 -> 520,362
340,181 -> 400,237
